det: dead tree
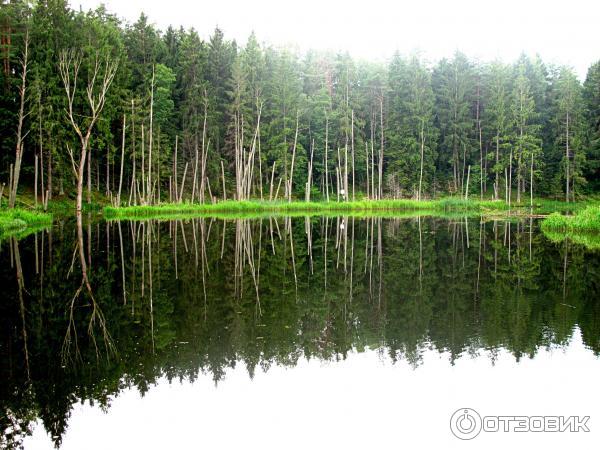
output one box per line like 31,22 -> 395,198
324,111 -> 330,201
59,49 -> 118,212
116,114 -> 126,205
8,28 -> 29,208
287,110 -> 299,202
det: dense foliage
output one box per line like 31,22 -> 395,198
1,0 -> 600,206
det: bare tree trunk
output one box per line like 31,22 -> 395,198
274,177 -> 282,202
418,118 -> 425,201
131,99 -> 136,205
306,139 -> 314,202
47,146 -> 52,202
38,90 -> 45,206
269,161 -> 276,201
173,136 -> 178,203
9,29 -> 29,209
365,142 -> 370,199
141,124 -> 145,203
78,144 -> 88,212
324,112 -> 329,201
508,149 -> 512,208
148,65 -> 155,203
221,160 -> 227,201
179,162 -> 189,203
495,133 -> 500,200
565,110 -> 570,202
87,147 -> 91,205
155,135 -> 160,201
517,121 -> 523,204
106,142 -> 110,197
287,110 -> 299,202
371,139 -> 375,200
336,145 -> 342,201
464,165 -> 471,200
255,93 -> 263,200
200,92 -> 208,203
192,133 -> 199,202
59,49 -> 118,212
336,166 -> 340,202
504,167 -> 508,206
343,144 -> 348,201
34,154 -> 38,207
477,81 -> 483,200
117,114 -> 126,205
351,110 -> 355,201
379,95 -> 384,199
530,151 -> 534,207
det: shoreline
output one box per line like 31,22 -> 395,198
0,209 -> 53,240
103,198 -> 508,220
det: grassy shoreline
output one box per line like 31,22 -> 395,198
104,198 -> 510,220
0,209 -> 53,240
540,205 -> 600,250
541,205 -> 600,234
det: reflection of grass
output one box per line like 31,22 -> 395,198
0,209 -> 53,240
0,223 -> 51,241
104,198 -> 508,220
541,205 -> 600,250
543,229 -> 600,250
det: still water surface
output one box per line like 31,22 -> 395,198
1,216 -> 599,449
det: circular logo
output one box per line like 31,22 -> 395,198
450,408 -> 482,440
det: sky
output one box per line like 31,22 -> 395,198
70,0 -> 599,78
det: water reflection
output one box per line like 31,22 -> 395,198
1,215 -> 599,448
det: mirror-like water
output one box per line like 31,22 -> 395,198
1,216 -> 599,449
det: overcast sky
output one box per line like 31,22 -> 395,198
71,0 -> 599,79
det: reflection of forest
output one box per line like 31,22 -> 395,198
1,216 -> 599,448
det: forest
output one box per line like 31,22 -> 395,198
3,3 -> 600,447
1,0 -> 600,214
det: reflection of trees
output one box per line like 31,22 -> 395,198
62,212 -> 115,365
1,215 -> 600,447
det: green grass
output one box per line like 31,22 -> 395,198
104,198 -> 508,220
541,205 -> 600,250
529,198 -> 591,215
0,208 -> 53,240
2,189 -> 108,215
541,205 -> 600,233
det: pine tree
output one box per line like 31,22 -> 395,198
511,63 -> 541,204
432,52 -> 474,194
583,61 -> 600,191
484,61 -> 511,199
553,67 -> 585,201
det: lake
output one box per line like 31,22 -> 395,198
1,215 -> 599,449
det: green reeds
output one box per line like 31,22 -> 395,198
103,198 -> 508,220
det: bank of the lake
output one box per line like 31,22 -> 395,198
542,205 -> 600,233
540,205 -> 600,249
0,209 -> 53,239
103,198 -> 512,220
102,197 -> 600,221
